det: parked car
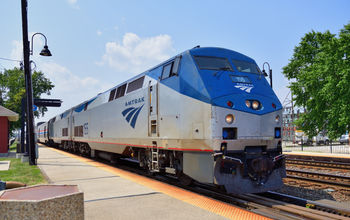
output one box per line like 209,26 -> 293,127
339,134 -> 349,144
313,134 -> 330,145
295,130 -> 313,145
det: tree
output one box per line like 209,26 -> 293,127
0,67 -> 54,133
283,23 -> 350,139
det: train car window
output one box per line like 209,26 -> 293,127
161,62 -> 173,80
229,75 -> 252,84
115,84 -> 127,99
108,88 -> 116,102
194,56 -> 233,71
62,128 -> 68,136
232,60 -> 261,74
126,76 -> 145,93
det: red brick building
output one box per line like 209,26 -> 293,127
0,105 -> 19,156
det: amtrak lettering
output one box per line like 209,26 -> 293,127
125,97 -> 144,106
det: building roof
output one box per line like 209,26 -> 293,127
0,105 -> 19,121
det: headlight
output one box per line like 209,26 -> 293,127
252,100 -> 260,110
245,100 -> 251,108
225,114 -> 234,124
275,115 -> 280,123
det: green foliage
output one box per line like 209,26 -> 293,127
0,158 -> 46,185
283,23 -> 350,139
0,68 -> 54,133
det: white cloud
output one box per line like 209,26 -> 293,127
99,33 -> 174,77
67,0 -> 77,5
67,0 -> 79,9
9,40 -> 112,122
38,62 -> 112,121
97,30 -> 102,36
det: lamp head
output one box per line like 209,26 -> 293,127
262,69 -> 268,77
40,45 -> 52,56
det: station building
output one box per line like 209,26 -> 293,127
0,105 -> 19,156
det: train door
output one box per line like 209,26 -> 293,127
148,81 -> 159,137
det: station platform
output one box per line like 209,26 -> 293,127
284,151 -> 350,159
37,145 -> 269,220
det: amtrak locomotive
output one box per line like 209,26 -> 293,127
38,47 -> 285,194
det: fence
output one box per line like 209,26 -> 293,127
282,141 -> 350,154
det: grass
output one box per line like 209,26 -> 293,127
0,157 -> 47,186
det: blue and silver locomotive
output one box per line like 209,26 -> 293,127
38,47 -> 285,194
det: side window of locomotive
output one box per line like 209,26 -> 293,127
161,57 -> 181,80
126,76 -> 145,94
108,88 -> 116,102
194,56 -> 233,71
161,62 -> 173,80
232,60 -> 261,74
115,84 -> 127,99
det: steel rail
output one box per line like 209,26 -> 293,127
286,169 -> 350,188
286,158 -> 350,170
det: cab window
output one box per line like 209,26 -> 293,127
161,56 -> 181,80
194,56 -> 233,71
232,60 -> 261,74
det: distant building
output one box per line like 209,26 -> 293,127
282,106 -> 299,142
0,105 -> 19,156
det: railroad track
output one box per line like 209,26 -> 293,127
44,145 -> 350,219
286,154 -> 350,189
286,155 -> 350,170
286,169 -> 350,188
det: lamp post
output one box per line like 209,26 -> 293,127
262,62 -> 272,89
21,0 -> 52,165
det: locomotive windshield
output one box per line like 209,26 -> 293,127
194,56 -> 233,71
232,60 -> 261,74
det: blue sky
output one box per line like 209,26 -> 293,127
1,0 -> 349,122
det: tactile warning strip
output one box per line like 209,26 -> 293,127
47,147 -> 270,220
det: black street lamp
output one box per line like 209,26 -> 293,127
31,33 -> 52,57
262,62 -> 273,89
21,0 -> 52,165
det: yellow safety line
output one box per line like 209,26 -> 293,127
44,146 -> 270,220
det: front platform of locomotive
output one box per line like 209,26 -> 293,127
189,47 -> 286,194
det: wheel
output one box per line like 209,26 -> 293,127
325,140 -> 330,145
178,173 -> 193,186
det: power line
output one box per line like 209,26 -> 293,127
0,57 -> 22,62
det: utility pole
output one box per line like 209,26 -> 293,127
21,0 -> 37,165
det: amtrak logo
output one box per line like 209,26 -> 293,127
122,104 -> 144,128
234,85 -> 253,93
